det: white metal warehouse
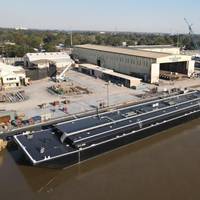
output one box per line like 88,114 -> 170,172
24,52 -> 72,69
73,44 -> 195,84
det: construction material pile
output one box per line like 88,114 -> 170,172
160,70 -> 187,81
0,139 -> 7,152
0,90 -> 27,103
49,82 -> 91,96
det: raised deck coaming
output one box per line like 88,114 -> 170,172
14,90 -> 200,167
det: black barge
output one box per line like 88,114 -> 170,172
14,90 -> 200,169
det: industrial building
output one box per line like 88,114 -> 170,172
23,52 -> 74,80
78,63 -> 141,88
24,52 -> 72,69
0,63 -> 28,89
181,50 -> 200,68
73,44 -> 195,84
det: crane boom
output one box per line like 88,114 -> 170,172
184,18 -> 193,34
56,60 -> 75,82
184,18 -> 199,50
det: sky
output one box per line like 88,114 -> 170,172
0,0 -> 200,33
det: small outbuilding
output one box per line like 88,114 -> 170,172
0,63 -> 27,88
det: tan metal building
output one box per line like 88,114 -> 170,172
73,44 -> 195,84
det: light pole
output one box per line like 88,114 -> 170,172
70,30 -> 73,47
105,81 -> 110,107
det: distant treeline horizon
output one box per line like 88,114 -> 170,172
0,27 -> 199,57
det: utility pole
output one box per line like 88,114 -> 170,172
105,81 -> 110,107
177,33 -> 180,47
70,31 -> 73,47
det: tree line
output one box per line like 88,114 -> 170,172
0,28 -> 199,57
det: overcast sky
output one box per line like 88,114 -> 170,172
0,0 -> 199,33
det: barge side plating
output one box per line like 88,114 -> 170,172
14,90 -> 200,168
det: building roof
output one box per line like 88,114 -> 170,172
0,63 -> 25,77
75,44 -> 170,59
128,45 -> 179,49
25,52 -> 71,63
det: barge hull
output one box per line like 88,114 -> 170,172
36,109 -> 200,169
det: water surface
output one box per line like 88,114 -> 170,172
0,119 -> 200,200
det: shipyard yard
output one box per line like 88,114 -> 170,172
1,70 -> 142,118
1,69 -> 200,117
1,42 -> 200,133
1,69 -> 200,134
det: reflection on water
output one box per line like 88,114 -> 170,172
0,153 -> 4,167
0,119 -> 200,200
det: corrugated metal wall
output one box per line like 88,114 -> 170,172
25,65 -> 57,80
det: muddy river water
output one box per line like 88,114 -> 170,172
0,119 -> 200,200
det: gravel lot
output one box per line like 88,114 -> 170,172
2,70 -> 199,120
1,70 -> 145,119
